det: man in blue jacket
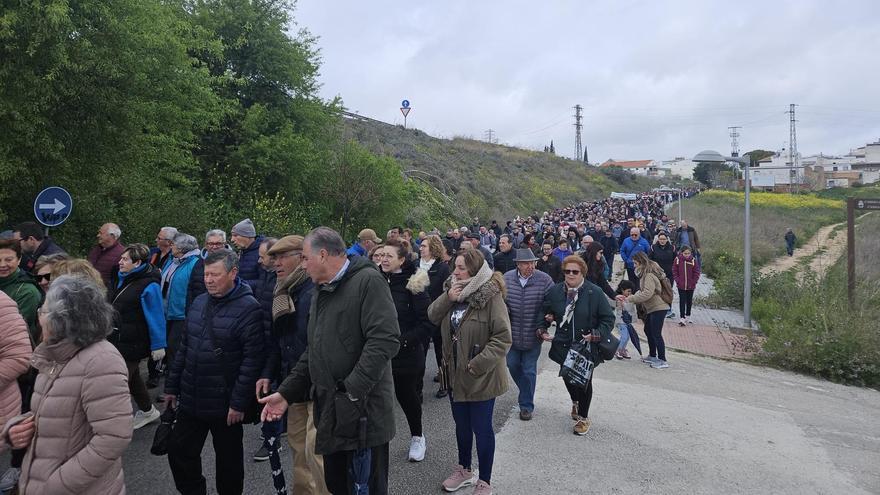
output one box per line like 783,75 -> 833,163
620,227 -> 651,290
230,218 -> 264,288
164,249 -> 264,495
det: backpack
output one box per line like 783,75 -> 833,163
658,276 -> 674,305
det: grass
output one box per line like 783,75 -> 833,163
752,212 -> 880,387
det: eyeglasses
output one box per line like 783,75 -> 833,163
36,273 -> 51,283
563,269 -> 581,275
206,242 -> 225,248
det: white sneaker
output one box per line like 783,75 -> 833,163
651,360 -> 670,369
133,405 -> 161,430
678,317 -> 686,326
0,467 -> 21,491
408,435 -> 426,462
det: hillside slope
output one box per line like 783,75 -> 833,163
343,117 -> 666,226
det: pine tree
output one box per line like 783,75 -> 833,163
583,147 -> 589,164
549,140 -> 555,155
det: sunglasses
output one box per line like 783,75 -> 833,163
36,273 -> 51,283
563,269 -> 581,275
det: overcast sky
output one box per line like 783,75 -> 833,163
294,0 -> 880,163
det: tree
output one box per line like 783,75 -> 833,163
583,147 -> 589,164
549,140 -> 555,155
693,162 -> 739,188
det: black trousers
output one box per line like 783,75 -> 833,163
678,288 -> 695,317
126,359 -> 151,411
626,266 -> 640,291
323,443 -> 390,495
564,379 -> 594,418
168,411 -> 244,495
393,368 -> 424,437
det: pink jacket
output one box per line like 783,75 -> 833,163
17,339 -> 132,494
0,292 -> 31,444
672,253 -> 701,291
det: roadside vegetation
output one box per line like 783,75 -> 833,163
687,188 -> 878,386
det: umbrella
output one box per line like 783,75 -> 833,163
626,323 -> 643,355
265,432 -> 287,495
349,416 -> 370,495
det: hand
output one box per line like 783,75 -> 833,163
583,333 -> 602,342
448,286 -> 464,301
537,329 -> 554,342
615,295 -> 627,302
164,394 -> 177,411
255,378 -> 271,400
258,392 -> 289,423
8,416 -> 35,450
227,408 -> 244,426
151,348 -> 166,361
542,255 -> 549,262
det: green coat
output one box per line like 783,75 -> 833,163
541,281 -> 615,366
0,269 -> 41,347
427,272 -> 512,402
278,256 -> 400,455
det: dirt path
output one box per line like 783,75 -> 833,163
760,213 -> 874,280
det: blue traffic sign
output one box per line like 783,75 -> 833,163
401,99 -> 410,108
33,186 -> 73,227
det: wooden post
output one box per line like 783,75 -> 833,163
847,198 -> 855,307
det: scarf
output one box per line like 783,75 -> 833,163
272,267 -> 310,321
561,281 -> 584,329
452,261 -> 493,302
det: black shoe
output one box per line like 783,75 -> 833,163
435,389 -> 448,399
433,373 -> 440,383
519,409 -> 533,421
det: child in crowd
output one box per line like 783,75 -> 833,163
614,280 -> 641,359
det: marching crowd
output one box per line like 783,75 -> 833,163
0,187 -> 703,495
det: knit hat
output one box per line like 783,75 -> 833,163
232,218 -> 256,238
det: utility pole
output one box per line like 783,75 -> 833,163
728,126 -> 741,157
573,104 -> 583,161
484,129 -> 496,144
789,103 -> 799,194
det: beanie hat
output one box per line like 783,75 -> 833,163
232,218 -> 256,238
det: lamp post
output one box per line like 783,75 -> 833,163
693,150 -> 752,329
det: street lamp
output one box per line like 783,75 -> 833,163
692,150 -> 752,329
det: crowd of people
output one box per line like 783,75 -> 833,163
0,186 -> 704,495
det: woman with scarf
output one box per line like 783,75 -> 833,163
258,235 -> 327,494
428,249 -> 511,495
539,255 -> 615,436
109,243 -> 166,430
418,235 -> 452,398
379,239 -> 432,462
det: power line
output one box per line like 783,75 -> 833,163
789,103 -> 799,194
484,129 -> 497,144
573,104 -> 583,162
729,126 -> 741,157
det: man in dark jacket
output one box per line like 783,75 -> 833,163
465,232 -> 494,269
230,218 -> 264,288
164,249 -> 264,495
493,234 -> 516,274
87,222 -> 125,287
537,241 -> 563,283
13,221 -> 66,275
598,229 -> 619,280
259,227 -> 400,495
503,249 -> 554,421
257,235 -> 327,491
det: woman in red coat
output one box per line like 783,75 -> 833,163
671,246 -> 700,326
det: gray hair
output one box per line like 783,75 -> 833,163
172,232 -> 199,252
43,275 -> 114,348
107,223 -> 122,238
205,248 -> 238,272
305,227 -> 346,256
261,237 -> 278,250
205,229 -> 227,242
160,226 -> 179,238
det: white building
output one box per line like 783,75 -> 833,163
599,159 -> 668,177
749,150 -> 806,189
661,157 -> 697,180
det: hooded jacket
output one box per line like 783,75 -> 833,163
161,250 -> 200,321
383,261 -> 432,371
627,261 -> 671,314
164,279 -> 264,419
673,253 -> 701,291
277,255 -> 400,455
427,270 -> 512,402
109,264 -> 166,361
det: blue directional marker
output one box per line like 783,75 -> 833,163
401,99 -> 410,108
33,186 -> 73,227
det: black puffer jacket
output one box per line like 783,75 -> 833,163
262,277 -> 314,391
650,241 -> 676,280
425,260 -> 450,302
165,279 -> 264,419
383,261 -> 432,372
109,264 -> 160,361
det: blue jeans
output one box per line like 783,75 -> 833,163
450,397 -> 496,484
617,323 -> 630,351
506,346 -> 541,413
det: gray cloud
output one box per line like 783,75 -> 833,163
296,0 -> 880,162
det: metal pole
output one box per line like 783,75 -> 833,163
678,187 -> 683,225
742,158 -> 752,329
847,199 -> 855,306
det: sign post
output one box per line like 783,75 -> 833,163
400,99 -> 411,128
34,186 -> 73,228
847,198 -> 880,305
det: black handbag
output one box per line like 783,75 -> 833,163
597,331 -> 620,361
150,407 -> 176,456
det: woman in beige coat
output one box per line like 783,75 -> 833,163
428,249 -> 511,495
0,291 -> 31,444
622,251 -> 671,369
2,275 -> 132,494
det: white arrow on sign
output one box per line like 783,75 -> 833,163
38,198 -> 67,214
